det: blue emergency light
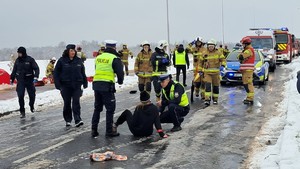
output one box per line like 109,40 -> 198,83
281,27 -> 289,31
228,73 -> 234,77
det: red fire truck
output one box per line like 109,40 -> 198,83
274,27 -> 295,64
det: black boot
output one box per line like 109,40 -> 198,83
243,100 -> 254,105
171,126 -> 182,132
91,129 -> 99,137
204,100 -> 210,106
20,111 -> 25,119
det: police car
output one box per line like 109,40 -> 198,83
220,49 -> 269,85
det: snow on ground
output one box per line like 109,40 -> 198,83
0,56 -> 191,116
248,57 -> 300,169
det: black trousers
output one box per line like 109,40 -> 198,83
152,76 -> 162,97
92,91 -> 116,133
16,81 -> 36,113
175,65 -> 187,85
160,103 -> 190,127
61,86 -> 82,123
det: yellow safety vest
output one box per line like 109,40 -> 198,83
175,51 -> 186,65
93,53 -> 116,83
162,81 -> 189,107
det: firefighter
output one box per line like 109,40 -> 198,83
224,45 -> 230,57
172,44 -> 189,86
201,39 -> 226,106
134,41 -> 153,93
91,40 -> 124,137
150,40 -> 171,102
238,37 -> 255,104
118,44 -> 133,76
46,57 -> 56,83
98,45 -> 106,55
76,46 -> 87,63
218,44 -> 224,54
54,44 -> 88,127
157,74 -> 190,132
192,36 -> 207,99
10,46 -> 40,118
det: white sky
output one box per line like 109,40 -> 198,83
0,0 -> 299,48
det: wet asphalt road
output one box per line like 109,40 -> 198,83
0,65 -> 290,169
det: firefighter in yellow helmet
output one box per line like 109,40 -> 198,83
201,39 -> 226,106
134,41 -> 153,93
46,57 -> 56,83
192,36 -> 207,99
118,44 -> 133,76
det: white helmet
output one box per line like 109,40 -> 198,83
207,39 -> 217,46
196,36 -> 203,42
141,40 -> 150,46
157,40 -> 168,49
51,57 -> 56,61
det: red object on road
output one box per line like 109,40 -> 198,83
0,69 -> 10,84
34,80 -> 45,87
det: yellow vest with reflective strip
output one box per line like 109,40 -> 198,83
162,81 -> 189,107
93,53 -> 116,83
175,51 -> 186,65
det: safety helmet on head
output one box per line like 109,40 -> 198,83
157,40 -> 168,49
195,36 -> 203,42
123,44 -> 127,46
51,57 -> 56,61
207,39 -> 217,46
240,37 -> 251,44
141,40 -> 150,46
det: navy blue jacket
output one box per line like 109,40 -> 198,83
54,55 -> 87,90
10,55 -> 40,83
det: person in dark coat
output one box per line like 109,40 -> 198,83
10,46 -> 40,118
114,91 -> 167,138
54,44 -> 88,127
297,71 -> 300,93
172,44 -> 190,86
91,40 -> 124,138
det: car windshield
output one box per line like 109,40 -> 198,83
227,51 -> 260,62
275,34 -> 288,43
251,38 -> 273,49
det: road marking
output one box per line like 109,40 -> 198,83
13,138 -> 73,164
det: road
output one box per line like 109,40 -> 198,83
0,66 -> 290,169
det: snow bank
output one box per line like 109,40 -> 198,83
248,57 -> 300,169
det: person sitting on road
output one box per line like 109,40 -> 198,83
157,74 -> 190,132
113,91 -> 168,138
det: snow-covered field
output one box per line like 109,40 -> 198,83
0,56 -> 185,115
248,57 -> 300,169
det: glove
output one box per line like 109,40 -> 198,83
238,55 -> 244,63
220,66 -> 225,71
158,130 -> 168,138
161,58 -> 169,64
33,77 -> 38,83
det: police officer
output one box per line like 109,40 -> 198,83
192,37 -> 207,99
172,44 -> 189,86
151,40 -> 171,102
239,37 -> 255,104
46,57 -> 56,83
157,74 -> 190,132
118,44 -> 133,76
10,46 -> 40,118
134,41 -> 153,93
54,44 -> 88,127
201,39 -> 226,106
91,40 -> 124,137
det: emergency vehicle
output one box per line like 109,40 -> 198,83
274,27 -> 294,64
247,28 -> 276,72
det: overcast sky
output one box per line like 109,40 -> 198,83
0,0 -> 299,48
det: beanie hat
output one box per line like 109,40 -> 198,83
66,44 -> 76,50
140,91 -> 150,102
17,46 -> 27,55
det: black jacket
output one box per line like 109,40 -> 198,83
10,55 -> 40,83
150,47 -> 170,73
172,47 -> 190,67
297,71 -> 300,94
92,48 -> 124,92
54,55 -> 87,90
130,103 -> 163,137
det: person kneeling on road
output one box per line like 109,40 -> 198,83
157,74 -> 190,132
113,91 -> 167,138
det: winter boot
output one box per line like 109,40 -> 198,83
243,100 -> 254,105
204,100 -> 210,106
20,112 -> 25,119
91,129 -> 99,137
170,126 -> 182,132
30,106 -> 35,113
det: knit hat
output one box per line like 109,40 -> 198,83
17,46 -> 27,55
66,44 -> 76,50
140,91 -> 150,102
